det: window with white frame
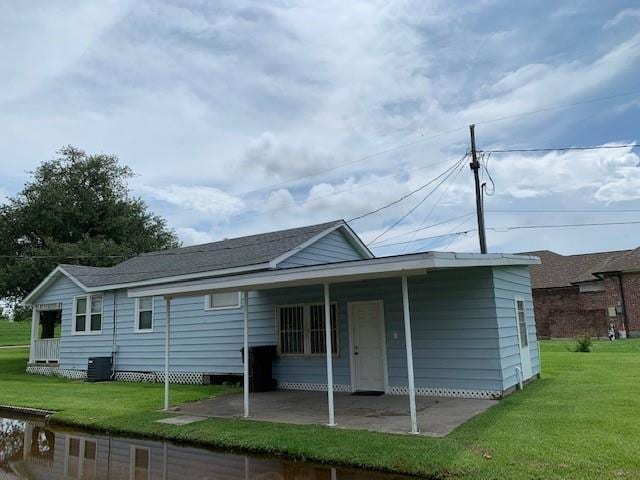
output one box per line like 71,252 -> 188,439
135,297 -> 154,332
205,291 -> 241,310
516,299 -> 528,347
73,295 -> 102,334
130,446 -> 150,480
278,303 -> 338,355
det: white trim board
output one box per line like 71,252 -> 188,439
129,252 -> 540,298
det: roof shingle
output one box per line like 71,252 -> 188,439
62,220 -> 346,287
522,249 -> 633,289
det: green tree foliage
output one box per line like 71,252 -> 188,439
0,146 -> 179,303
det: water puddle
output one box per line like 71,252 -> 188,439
0,415 -> 418,479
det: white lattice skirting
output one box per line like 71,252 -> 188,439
388,385 -> 502,399
24,368 -> 503,398
26,366 -> 86,380
26,367 -> 204,384
278,382 -> 502,399
278,382 -> 352,393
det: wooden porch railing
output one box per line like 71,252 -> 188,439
32,338 -> 60,363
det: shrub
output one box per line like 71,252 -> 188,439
574,333 -> 593,353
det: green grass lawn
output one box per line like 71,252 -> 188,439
0,319 -> 32,346
0,340 -> 639,479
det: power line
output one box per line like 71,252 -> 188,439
167,89 -> 640,211
480,144 -> 638,154
368,212 -> 475,246
475,88 -> 640,126
366,154 -> 469,245
400,157 -> 468,253
348,154 -> 467,222
487,208 -> 640,214
372,219 -> 640,248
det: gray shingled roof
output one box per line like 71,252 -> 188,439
522,249 -> 632,289
61,220 -> 346,287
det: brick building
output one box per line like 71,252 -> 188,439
524,249 -> 640,339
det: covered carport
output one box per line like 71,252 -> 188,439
128,252 -> 538,434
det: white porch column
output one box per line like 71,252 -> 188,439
29,307 -> 38,363
163,297 -> 171,411
324,283 -> 336,427
243,291 -> 250,418
401,276 -> 419,434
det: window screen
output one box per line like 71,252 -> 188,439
278,305 -> 305,354
309,304 -> 338,355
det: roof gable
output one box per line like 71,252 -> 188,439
523,249 -> 632,289
23,220 -> 372,303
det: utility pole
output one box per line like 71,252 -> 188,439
469,124 -> 487,254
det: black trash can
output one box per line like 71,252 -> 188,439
240,345 -> 277,392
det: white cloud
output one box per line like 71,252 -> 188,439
604,8 -> 640,29
175,227 -> 216,246
140,185 -> 244,219
2,1 -> 640,257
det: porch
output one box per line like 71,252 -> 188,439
29,303 -> 62,364
171,390 -> 496,436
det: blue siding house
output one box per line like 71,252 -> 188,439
23,220 -> 540,432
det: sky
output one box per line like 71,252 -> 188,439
1,0 -> 640,256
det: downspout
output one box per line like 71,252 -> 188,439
617,274 -> 631,338
111,290 -> 118,379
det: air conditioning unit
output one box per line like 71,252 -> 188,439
87,356 -> 112,382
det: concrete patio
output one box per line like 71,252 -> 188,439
170,390 -> 497,436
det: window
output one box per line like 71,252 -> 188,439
135,297 -> 154,332
130,446 -> 150,480
65,437 -> 97,480
73,295 -> 102,334
516,299 -> 528,347
278,303 -> 338,356
205,291 -> 241,310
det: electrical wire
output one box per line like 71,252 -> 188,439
367,212 -> 475,245
366,154 -> 469,245
480,144 -> 638,154
348,154 -> 467,222
474,88 -> 640,126
372,220 -> 640,248
399,156 -> 468,252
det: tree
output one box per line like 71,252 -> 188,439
0,146 -> 179,304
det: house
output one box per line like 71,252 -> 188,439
23,220 -> 540,433
525,248 -> 640,339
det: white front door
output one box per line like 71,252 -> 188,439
350,301 -> 386,392
515,298 -> 532,379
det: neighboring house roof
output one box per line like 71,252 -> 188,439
522,248 -> 633,289
23,220 -> 372,304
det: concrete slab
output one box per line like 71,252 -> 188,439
173,391 -> 496,436
156,415 -> 207,425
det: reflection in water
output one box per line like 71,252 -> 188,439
0,416 -> 413,480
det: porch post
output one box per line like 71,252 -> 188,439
29,307 -> 38,363
163,297 -> 171,411
401,276 -> 419,434
324,283 -> 336,427
243,291 -> 250,418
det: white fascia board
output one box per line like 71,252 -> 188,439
21,266 -> 89,306
128,252 -> 539,299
